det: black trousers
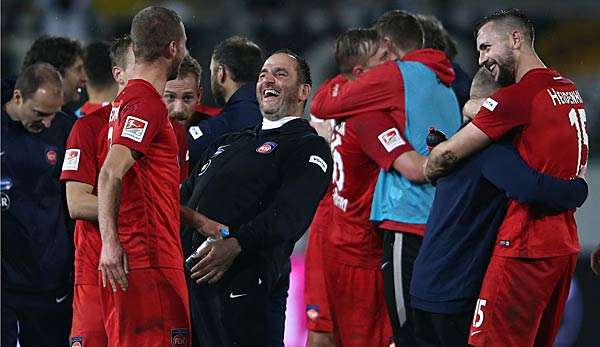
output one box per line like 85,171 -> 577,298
413,309 -> 471,347
2,287 -> 72,347
381,231 -> 423,346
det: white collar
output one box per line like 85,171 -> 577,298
261,116 -> 299,130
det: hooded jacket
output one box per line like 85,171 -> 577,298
311,49 -> 461,233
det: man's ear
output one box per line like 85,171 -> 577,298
219,65 -> 228,84
298,83 -> 311,102
511,29 -> 524,50
12,89 -> 23,105
351,65 -> 365,78
166,41 -> 177,59
112,66 -> 123,85
196,86 -> 203,104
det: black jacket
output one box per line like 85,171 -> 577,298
181,117 -> 332,288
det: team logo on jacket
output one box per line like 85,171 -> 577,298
170,328 -> 188,346
46,149 -> 58,166
309,155 -> 328,173
121,116 -> 148,143
256,141 -> 278,154
62,149 -> 81,171
70,336 -> 83,347
377,128 -> 405,152
306,305 -> 320,321
1,193 -> 10,211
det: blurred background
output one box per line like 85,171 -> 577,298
2,0 -> 599,346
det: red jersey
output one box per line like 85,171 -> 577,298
195,103 -> 221,117
107,79 -> 183,269
329,111 -> 412,269
170,118 -> 189,182
79,101 -> 107,116
472,68 -> 588,258
60,104 -> 111,285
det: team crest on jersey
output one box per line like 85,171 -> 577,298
306,305 -> 320,321
121,116 -> 148,143
45,147 -> 58,166
62,149 -> 81,171
256,141 -> 278,154
70,336 -> 83,347
378,128 -> 405,152
482,97 -> 498,112
171,328 -> 188,346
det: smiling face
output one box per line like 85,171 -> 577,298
256,53 -> 309,120
476,21 -> 516,87
62,56 -> 86,103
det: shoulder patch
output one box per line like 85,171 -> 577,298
62,149 -> 81,171
121,116 -> 148,142
377,128 -> 405,152
189,126 -> 203,140
482,97 -> 498,112
309,155 -> 328,173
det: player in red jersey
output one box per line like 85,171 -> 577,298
424,9 -> 589,346
96,7 -> 191,346
61,36 -> 135,347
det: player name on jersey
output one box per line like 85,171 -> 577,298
547,88 -> 583,106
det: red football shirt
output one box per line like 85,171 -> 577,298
472,68 -> 588,258
170,118 -> 189,182
107,79 -> 183,269
328,111 -> 412,269
60,104 -> 110,285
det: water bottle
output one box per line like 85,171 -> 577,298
185,227 -> 230,271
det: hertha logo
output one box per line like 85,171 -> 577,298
70,336 -> 83,347
121,116 -> 148,143
171,328 -> 188,346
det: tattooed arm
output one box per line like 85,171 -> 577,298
424,122 -> 491,181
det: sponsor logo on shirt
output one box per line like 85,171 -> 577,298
482,97 -> 498,112
62,149 -> 81,171
309,155 -> 328,173
70,336 -> 83,347
189,126 -> 203,140
256,141 -> 278,154
121,116 -> 148,143
109,101 -> 121,122
170,328 -> 188,347
306,305 -> 320,321
377,128 -> 405,152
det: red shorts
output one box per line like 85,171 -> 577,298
70,284 -> 107,347
99,268 -> 191,347
304,228 -> 333,332
324,258 -> 392,347
469,254 -> 577,347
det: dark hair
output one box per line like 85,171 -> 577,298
470,67 -> 501,99
130,6 -> 183,62
374,10 -> 423,53
334,28 -> 381,74
271,49 -> 312,86
22,36 -> 83,74
212,36 -> 263,83
177,55 -> 202,88
15,62 -> 63,101
474,8 -> 535,43
110,35 -> 133,69
84,41 -> 114,89
416,14 -> 458,60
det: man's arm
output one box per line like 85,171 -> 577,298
65,182 -> 98,221
97,144 -> 137,292
481,144 -> 588,211
424,122 -> 491,181
392,151 -> 427,183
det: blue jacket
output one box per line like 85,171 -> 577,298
1,107 -> 74,292
187,83 -> 262,169
370,58 -> 461,226
410,143 -> 588,314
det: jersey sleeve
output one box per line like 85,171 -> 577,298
352,111 -> 414,170
481,143 -> 588,211
170,119 -> 189,183
112,98 -> 167,155
471,86 -> 530,141
310,62 -> 403,119
60,118 -> 98,186
233,136 -> 333,253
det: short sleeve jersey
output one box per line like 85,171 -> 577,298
472,68 -> 588,258
107,79 -> 183,269
170,118 -> 189,182
60,105 -> 110,285
329,111 -> 411,269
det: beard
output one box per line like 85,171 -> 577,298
260,92 -> 297,121
211,78 -> 227,106
491,49 -> 516,87
167,54 -> 184,81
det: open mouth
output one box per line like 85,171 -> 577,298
263,88 -> 281,101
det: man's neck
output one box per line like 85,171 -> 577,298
4,100 -> 20,122
223,81 -> 242,104
129,61 -> 169,94
515,50 -> 546,83
87,84 -> 118,104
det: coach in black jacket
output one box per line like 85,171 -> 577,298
180,50 -> 332,346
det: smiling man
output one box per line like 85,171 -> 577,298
180,50 -> 332,346
423,9 -> 589,346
